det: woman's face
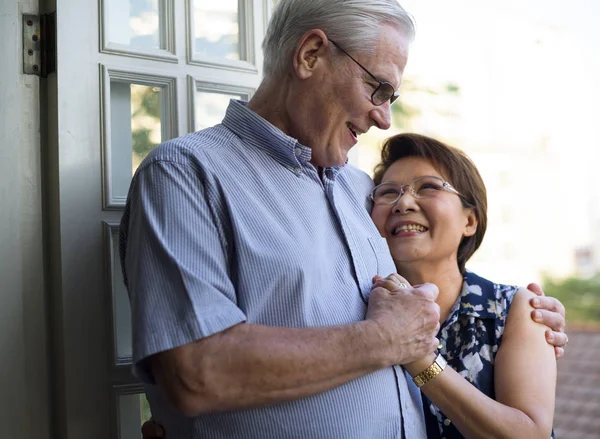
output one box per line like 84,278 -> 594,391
371,156 -> 477,267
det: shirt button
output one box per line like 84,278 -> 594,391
443,419 -> 452,426
294,147 -> 302,156
294,167 -> 302,175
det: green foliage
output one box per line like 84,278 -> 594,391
131,86 -> 161,161
140,394 -> 152,423
132,128 -> 156,160
391,79 -> 461,129
542,274 -> 600,326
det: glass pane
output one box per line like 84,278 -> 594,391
110,81 -> 162,201
195,90 -> 243,131
106,0 -> 162,50
111,226 -> 132,361
192,0 -> 240,60
118,393 -> 152,438
131,84 -> 162,171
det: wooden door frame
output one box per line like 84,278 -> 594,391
0,0 -> 51,438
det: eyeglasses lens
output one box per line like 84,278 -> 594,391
372,83 -> 396,105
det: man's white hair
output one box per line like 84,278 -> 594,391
262,0 -> 415,80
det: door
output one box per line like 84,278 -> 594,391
46,0 -> 274,437
1,1 -> 50,438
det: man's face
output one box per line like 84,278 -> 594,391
295,25 -> 410,168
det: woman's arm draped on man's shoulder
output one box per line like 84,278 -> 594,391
404,287 -> 556,439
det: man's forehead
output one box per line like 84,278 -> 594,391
371,28 -> 410,88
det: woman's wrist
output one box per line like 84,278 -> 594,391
404,352 -> 438,377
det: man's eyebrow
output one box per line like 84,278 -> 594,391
363,70 -> 397,88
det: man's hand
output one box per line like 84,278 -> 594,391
527,282 -> 568,359
141,419 -> 165,439
367,277 -> 440,365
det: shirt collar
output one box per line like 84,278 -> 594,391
442,271 -> 500,329
221,100 -> 311,170
221,100 -> 348,176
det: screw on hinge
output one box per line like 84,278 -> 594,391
26,19 -> 33,26
32,34 -> 38,42
28,49 -> 34,56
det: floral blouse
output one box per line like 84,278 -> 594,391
422,271 -> 555,439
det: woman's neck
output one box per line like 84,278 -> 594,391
395,260 -> 464,324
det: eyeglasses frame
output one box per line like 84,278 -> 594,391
370,176 -> 474,207
328,38 -> 400,106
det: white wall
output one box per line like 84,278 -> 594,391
0,1 -> 50,438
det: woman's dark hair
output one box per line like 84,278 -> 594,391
373,133 -> 487,273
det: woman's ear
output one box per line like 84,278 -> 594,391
463,208 -> 478,237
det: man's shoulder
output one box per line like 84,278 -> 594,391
140,124 -> 237,170
339,163 -> 375,190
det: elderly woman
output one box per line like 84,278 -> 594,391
370,133 -> 555,438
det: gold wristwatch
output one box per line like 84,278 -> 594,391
412,353 -> 447,388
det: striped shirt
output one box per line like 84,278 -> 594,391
119,100 -> 426,438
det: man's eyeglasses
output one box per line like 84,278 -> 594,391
329,38 -> 399,106
370,176 -> 472,206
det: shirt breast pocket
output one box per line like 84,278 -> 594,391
367,236 -> 396,278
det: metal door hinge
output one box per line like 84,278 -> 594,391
23,12 -> 56,77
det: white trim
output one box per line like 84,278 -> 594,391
100,64 -> 179,210
187,76 -> 254,132
110,384 -> 147,439
262,0 -> 273,35
99,0 -> 177,63
186,0 -> 258,73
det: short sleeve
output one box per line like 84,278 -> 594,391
120,158 -> 246,383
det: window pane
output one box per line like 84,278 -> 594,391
110,225 -> 132,362
106,0 -> 162,50
118,393 -> 152,438
192,0 -> 240,60
110,81 -> 162,202
130,84 -> 162,171
195,90 -> 242,131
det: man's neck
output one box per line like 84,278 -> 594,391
248,80 -> 292,136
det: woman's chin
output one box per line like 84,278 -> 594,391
391,253 -> 426,267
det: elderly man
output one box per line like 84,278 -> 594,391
120,1 -> 567,438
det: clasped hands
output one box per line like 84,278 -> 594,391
369,274 -> 568,363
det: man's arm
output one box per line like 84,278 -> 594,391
150,283 -> 441,417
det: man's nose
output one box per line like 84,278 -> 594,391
370,102 -> 392,130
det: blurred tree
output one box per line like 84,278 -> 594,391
542,274 -> 600,327
392,78 -> 461,129
131,85 -> 161,162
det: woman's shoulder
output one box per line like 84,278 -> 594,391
463,271 -> 520,317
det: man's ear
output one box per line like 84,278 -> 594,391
463,208 -> 478,238
293,29 -> 330,79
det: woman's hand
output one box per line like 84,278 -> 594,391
371,273 -> 411,292
141,419 -> 165,439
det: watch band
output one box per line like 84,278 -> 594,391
412,353 -> 447,388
